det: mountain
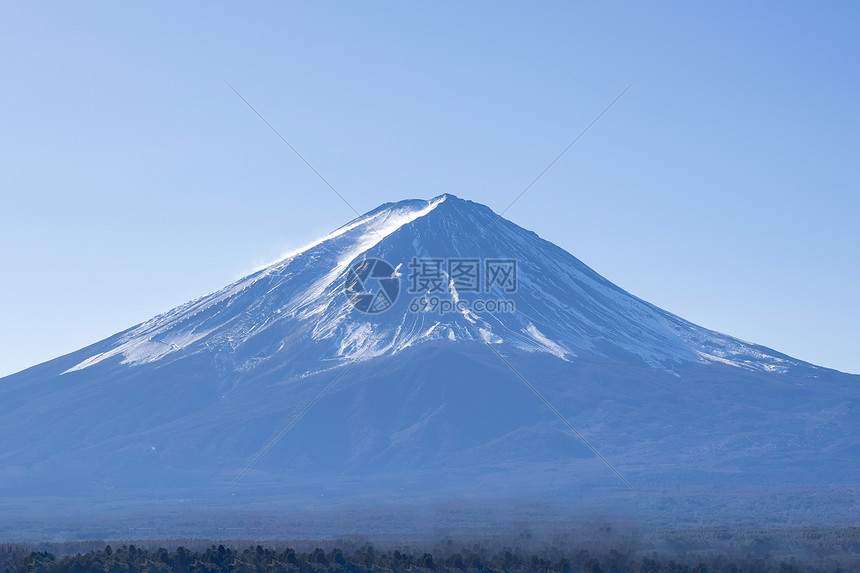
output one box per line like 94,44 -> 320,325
0,194 -> 857,536
48,194 -> 810,374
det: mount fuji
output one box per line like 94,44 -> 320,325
0,194 -> 857,533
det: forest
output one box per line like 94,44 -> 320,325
2,538 -> 857,573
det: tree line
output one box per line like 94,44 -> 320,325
3,542 -> 845,573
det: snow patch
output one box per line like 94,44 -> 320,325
524,324 -> 570,360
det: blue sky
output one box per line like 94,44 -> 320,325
1,2 -> 858,376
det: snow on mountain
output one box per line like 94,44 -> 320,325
62,194 -> 802,377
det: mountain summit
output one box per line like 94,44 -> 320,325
63,194 -> 805,376
0,195 -> 856,531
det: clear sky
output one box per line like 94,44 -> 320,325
1,2 -> 858,377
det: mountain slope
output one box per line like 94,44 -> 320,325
0,194 -> 856,529
57,194 -> 808,375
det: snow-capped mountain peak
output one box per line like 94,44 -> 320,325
63,194 -> 802,377
4,194 -> 856,529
